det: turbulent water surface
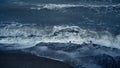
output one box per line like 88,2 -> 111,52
0,0 -> 120,68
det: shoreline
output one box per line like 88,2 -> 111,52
0,50 -> 74,68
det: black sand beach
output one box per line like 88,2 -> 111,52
0,51 -> 74,68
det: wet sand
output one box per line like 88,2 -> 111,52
0,51 -> 74,68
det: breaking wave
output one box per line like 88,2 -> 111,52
0,22 -> 120,50
12,1 -> 120,10
31,3 -> 120,10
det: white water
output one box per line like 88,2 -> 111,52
0,22 -> 120,49
30,3 -> 120,10
37,3 -> 120,9
12,1 -> 120,10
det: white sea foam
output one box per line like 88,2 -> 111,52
30,3 -> 120,10
13,1 -> 120,10
0,22 -> 120,49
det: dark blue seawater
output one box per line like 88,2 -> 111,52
0,0 -> 120,68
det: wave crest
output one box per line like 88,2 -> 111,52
30,3 -> 120,10
12,1 -> 120,10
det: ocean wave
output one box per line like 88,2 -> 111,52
30,3 -> 120,10
12,1 -> 120,10
0,22 -> 120,49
